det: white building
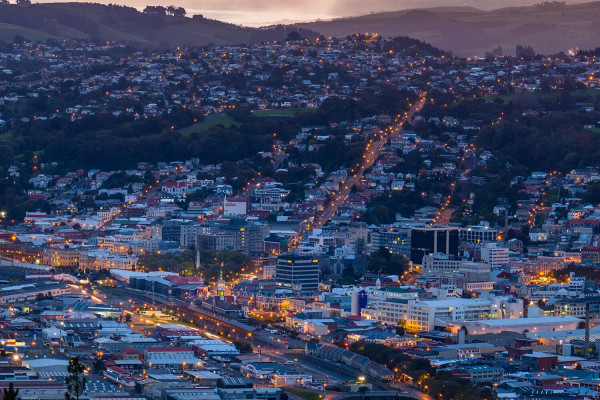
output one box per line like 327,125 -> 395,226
480,243 -> 509,267
362,296 -> 523,332
422,253 -> 462,274
449,316 -> 581,335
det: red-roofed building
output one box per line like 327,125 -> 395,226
122,348 -> 141,360
162,181 -> 187,196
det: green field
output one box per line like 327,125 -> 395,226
0,22 -> 60,42
285,388 -> 322,400
252,108 -> 316,117
489,87 -> 600,103
181,114 -> 240,135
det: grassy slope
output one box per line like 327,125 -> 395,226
0,2 -> 287,47
0,22 -> 60,42
181,114 -> 241,135
252,108 -> 315,117
294,2 -> 600,56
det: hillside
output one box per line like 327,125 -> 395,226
32,0 -> 600,19
0,2 -> 316,48
292,1 -> 600,56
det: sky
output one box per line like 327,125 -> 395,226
37,0 -> 596,26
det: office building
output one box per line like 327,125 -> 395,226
410,226 -> 459,264
480,243 -> 509,267
422,253 -> 462,274
459,224 -> 498,244
275,255 -> 319,291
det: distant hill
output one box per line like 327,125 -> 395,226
0,2 -> 317,48
33,0 -> 600,19
292,1 -> 600,56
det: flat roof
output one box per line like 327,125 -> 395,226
471,317 -> 581,326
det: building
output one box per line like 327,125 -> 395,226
217,220 -> 269,255
480,243 -> 509,267
529,229 -> 549,242
129,274 -> 205,299
158,221 -> 184,244
0,281 -> 70,304
0,243 -> 44,264
275,255 -> 319,291
422,253 -> 462,274
372,230 -> 411,256
43,246 -> 81,268
223,198 -> 248,216
449,365 -> 503,382
254,187 -> 290,202
180,223 -> 216,249
144,346 -> 202,369
79,250 -> 138,271
459,224 -> 498,244
452,316 -> 581,335
197,233 -> 236,252
459,262 -> 492,283
410,226 -> 459,264
362,296 -> 522,332
554,296 -> 600,317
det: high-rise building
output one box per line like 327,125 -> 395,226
410,226 -> 459,264
373,230 -> 411,256
275,255 -> 319,291
459,224 -> 499,244
480,243 -> 509,267
219,220 -> 269,255
197,233 -> 236,252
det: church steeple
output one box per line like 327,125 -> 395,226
217,262 -> 225,299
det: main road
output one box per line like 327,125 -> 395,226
310,95 -> 427,232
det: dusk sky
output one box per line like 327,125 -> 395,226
35,0 -> 596,25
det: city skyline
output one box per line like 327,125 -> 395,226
0,0 -> 599,399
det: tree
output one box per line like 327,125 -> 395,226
233,341 -> 253,353
396,321 -> 406,336
3,382 -> 19,400
516,44 -> 536,59
173,7 -> 186,17
367,247 -> 409,275
93,359 -> 106,373
65,357 -> 87,400
286,31 -> 302,41
143,5 -> 166,15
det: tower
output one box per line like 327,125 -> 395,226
217,262 -> 226,300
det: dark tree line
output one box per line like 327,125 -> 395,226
143,5 -> 186,17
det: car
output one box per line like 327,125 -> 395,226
284,360 -> 295,365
